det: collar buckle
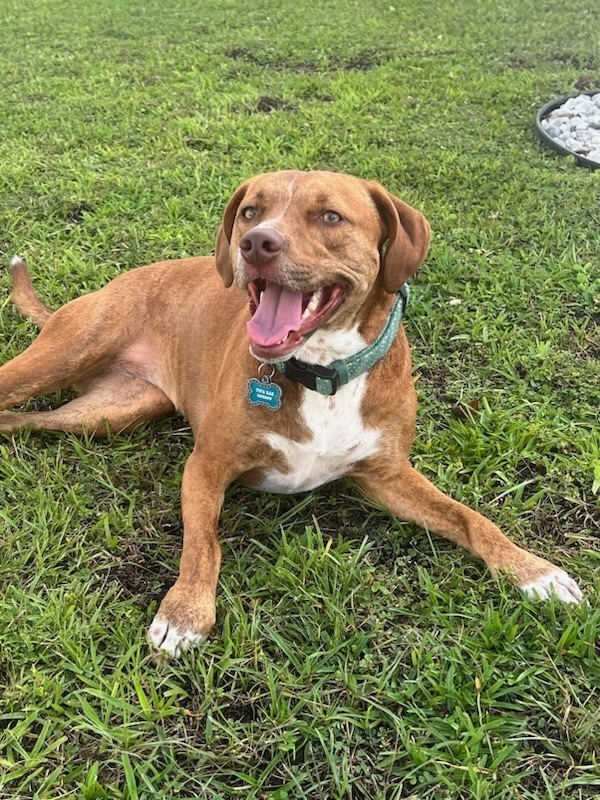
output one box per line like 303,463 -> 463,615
280,358 -> 341,396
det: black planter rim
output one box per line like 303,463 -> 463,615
535,90 -> 600,171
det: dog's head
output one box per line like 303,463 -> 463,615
215,170 -> 430,361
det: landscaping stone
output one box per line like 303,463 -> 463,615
540,92 -> 600,163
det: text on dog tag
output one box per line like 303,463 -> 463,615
247,377 -> 282,411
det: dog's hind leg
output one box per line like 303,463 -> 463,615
0,372 -> 175,437
1,261 -> 173,434
0,295 -> 134,411
1,257 -> 152,411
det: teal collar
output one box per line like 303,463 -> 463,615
276,283 -> 409,396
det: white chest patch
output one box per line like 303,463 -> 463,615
258,328 -> 381,494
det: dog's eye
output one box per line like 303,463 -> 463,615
241,206 -> 258,220
322,210 -> 342,224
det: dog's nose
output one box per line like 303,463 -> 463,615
239,228 -> 284,267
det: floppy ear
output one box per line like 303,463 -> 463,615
366,182 -> 431,293
215,180 -> 250,287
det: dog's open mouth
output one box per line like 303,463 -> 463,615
246,279 -> 347,359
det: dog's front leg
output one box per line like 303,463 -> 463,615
147,445 -> 227,656
355,461 -> 582,603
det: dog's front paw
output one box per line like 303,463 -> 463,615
520,567 -> 583,604
147,584 -> 216,657
147,615 -> 208,657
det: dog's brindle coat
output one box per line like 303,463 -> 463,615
1,171 -> 582,656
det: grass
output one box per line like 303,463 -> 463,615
0,0 -> 598,797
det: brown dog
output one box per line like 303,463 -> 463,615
1,170 -> 582,656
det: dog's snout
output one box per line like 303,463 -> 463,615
239,228 -> 284,267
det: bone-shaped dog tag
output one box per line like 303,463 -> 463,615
247,370 -> 282,411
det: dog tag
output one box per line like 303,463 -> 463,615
247,367 -> 282,411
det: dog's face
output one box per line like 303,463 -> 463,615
216,170 -> 430,361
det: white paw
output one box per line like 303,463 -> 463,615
147,615 -> 207,658
520,568 -> 583,604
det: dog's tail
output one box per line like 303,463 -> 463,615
10,256 -> 54,328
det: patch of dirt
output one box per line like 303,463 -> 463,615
335,55 -> 377,72
520,758 -> 598,799
221,694 -> 261,723
512,462 -> 598,545
327,47 -> 398,72
254,95 -> 297,113
224,46 -> 261,64
528,497 -> 597,544
183,136 -> 214,151
575,75 -> 600,91
416,363 -> 450,390
102,30 -> 135,40
506,53 -> 531,70
415,363 -> 455,406
65,201 -> 93,225
554,54 -> 597,70
224,46 -> 395,73
110,533 -> 177,603
508,52 -> 598,73
299,88 -> 335,103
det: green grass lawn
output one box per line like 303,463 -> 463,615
0,0 -> 598,797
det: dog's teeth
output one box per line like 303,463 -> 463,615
259,291 -> 264,303
307,290 -> 322,312
301,308 -> 311,320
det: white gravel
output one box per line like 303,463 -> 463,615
539,92 -> 600,164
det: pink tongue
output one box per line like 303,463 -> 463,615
247,282 -> 304,347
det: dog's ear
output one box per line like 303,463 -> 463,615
215,181 -> 250,287
367,182 -> 431,293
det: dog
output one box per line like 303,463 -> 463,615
1,170 -> 582,656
